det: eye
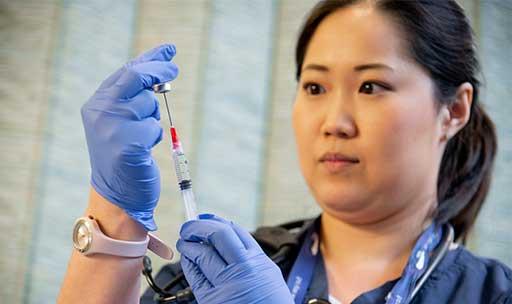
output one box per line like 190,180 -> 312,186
303,82 -> 326,95
358,81 -> 391,95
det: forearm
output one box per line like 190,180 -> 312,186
57,188 -> 148,304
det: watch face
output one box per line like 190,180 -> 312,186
73,218 -> 92,253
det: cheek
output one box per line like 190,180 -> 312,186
362,100 -> 438,190
292,101 -> 317,182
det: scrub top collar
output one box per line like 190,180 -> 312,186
304,252 -> 399,303
300,217 -> 460,304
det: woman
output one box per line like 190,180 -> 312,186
58,1 -> 512,303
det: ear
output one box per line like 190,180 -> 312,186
439,82 -> 473,142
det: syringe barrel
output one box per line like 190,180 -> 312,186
181,188 -> 198,220
171,144 -> 197,220
172,148 -> 191,184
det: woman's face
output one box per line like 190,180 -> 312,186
292,5 -> 446,224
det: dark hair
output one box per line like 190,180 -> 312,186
296,0 -> 497,243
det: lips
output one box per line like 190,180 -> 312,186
320,152 -> 359,163
320,152 -> 359,173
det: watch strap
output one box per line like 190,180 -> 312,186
91,230 -> 150,258
148,233 -> 173,260
79,216 -> 173,260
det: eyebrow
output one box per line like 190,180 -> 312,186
354,63 -> 394,72
302,63 -> 394,73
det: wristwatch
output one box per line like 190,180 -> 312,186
72,215 -> 173,259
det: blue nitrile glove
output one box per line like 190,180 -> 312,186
176,214 -> 294,304
81,44 -> 179,231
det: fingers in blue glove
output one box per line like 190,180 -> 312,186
111,61 -> 179,99
98,44 -> 177,91
82,44 -> 179,233
105,117 -> 162,151
177,239 -> 227,286
198,214 -> 261,251
179,218 -> 250,265
128,44 -> 176,66
180,256 -> 214,290
107,89 -> 160,120
177,215 -> 295,304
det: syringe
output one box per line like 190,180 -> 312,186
152,83 -> 198,221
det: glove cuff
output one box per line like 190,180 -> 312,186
125,209 -> 157,231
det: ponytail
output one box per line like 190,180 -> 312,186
436,103 -> 497,243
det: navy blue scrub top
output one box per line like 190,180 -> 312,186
142,225 -> 512,304
306,245 -> 512,303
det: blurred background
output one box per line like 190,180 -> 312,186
0,0 -> 510,302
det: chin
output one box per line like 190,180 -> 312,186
317,193 -> 399,226
311,181 -> 374,216
315,191 -> 367,214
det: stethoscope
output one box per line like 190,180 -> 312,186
143,224 -> 454,304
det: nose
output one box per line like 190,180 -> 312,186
321,98 -> 357,139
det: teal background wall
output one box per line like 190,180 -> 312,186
0,0 -> 510,302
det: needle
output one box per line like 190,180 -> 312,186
162,93 -> 174,127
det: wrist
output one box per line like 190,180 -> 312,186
86,187 -> 147,242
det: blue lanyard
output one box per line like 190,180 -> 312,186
286,221 -> 443,304
286,226 -> 320,302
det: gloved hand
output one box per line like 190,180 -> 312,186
81,44 -> 179,231
176,214 -> 294,304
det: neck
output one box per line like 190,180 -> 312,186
323,206 -> 432,259
319,199 -> 434,298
